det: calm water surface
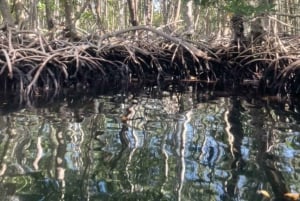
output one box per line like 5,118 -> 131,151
0,88 -> 299,201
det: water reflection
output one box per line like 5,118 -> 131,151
0,90 -> 299,201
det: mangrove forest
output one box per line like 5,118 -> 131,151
1,1 -> 300,201
0,0 -> 299,99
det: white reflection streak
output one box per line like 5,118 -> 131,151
126,145 -> 137,192
70,123 -> 84,169
33,136 -> 43,170
160,126 -> 169,196
55,131 -> 66,200
162,134 -> 169,178
266,130 -> 275,153
224,110 -> 234,157
178,110 -> 192,201
0,164 -> 7,176
57,167 -> 66,201
125,104 -> 138,192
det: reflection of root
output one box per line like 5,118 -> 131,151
125,147 -> 137,192
33,137 -> 43,170
262,153 -> 289,200
0,164 -> 7,176
119,125 -> 130,147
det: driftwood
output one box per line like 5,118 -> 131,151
0,26 -> 299,101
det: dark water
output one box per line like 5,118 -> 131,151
0,88 -> 300,201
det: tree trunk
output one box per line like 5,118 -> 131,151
118,0 -> 127,29
54,0 -> 60,22
184,0 -> 194,36
249,0 -> 270,44
250,18 -> 266,44
144,0 -> 153,25
161,0 -> 168,25
62,0 -> 78,40
104,0 -> 109,29
44,0 -> 55,40
45,0 -> 54,30
14,0 -> 26,28
29,0 -> 39,30
216,8 -> 230,39
230,14 -> 246,46
127,0 -> 139,26
0,0 -> 15,28
161,0 -> 181,31
173,0 -> 181,29
90,0 -> 103,30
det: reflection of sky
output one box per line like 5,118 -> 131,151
185,160 -> 199,181
241,137 -> 251,161
271,143 -> 297,173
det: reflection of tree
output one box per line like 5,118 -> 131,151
175,110 -> 192,201
223,98 -> 293,201
224,97 -> 245,200
0,117 -> 16,199
55,129 -> 67,200
101,95 -> 182,200
33,136 -> 43,170
250,103 -> 289,201
0,115 -> 45,200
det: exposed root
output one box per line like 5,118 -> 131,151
0,26 -> 299,101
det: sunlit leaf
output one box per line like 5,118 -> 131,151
257,190 -> 271,198
284,193 -> 300,201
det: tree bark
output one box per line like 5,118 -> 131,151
45,0 -> 54,30
14,0 -> 26,28
250,18 -> 266,44
92,0 -> 103,30
144,0 -> 153,25
118,0 -> 127,29
45,0 -> 55,40
127,0 -> 139,26
161,0 -> 168,25
62,0 -> 78,40
174,0 -> 181,24
184,0 -> 194,36
230,14 -> 246,46
29,0 -> 39,30
0,0 -> 15,28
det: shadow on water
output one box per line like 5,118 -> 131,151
0,83 -> 300,201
